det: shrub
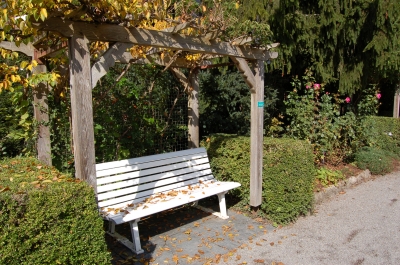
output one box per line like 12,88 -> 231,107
360,116 -> 400,156
285,73 -> 361,165
202,134 -> 315,225
0,157 -> 111,265
354,147 -> 395,175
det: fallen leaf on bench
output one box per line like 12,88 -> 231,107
181,190 -> 188,194
127,203 -> 134,207
190,196 -> 195,198
143,205 -> 148,209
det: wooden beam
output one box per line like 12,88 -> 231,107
188,69 -> 200,149
0,41 -> 34,56
170,67 -> 189,89
91,42 -> 132,88
32,17 -> 276,60
250,60 -> 264,207
230,56 -> 256,91
231,36 -> 253,46
69,33 -> 97,192
394,89 -> 400,118
33,41 -> 68,60
32,64 -> 52,166
163,22 -> 194,33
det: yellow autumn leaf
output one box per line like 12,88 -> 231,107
32,60 -> 38,67
145,11 -> 150,20
235,2 -> 240,9
40,8 -> 47,21
10,75 -> 15,82
20,61 -> 28,69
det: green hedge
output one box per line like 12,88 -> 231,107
354,147 -> 395,175
0,157 -> 111,265
361,116 -> 400,156
202,134 -> 315,224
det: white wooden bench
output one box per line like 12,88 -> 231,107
96,147 -> 241,254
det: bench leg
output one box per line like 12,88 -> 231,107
129,219 -> 144,254
217,192 -> 229,219
108,220 -> 116,234
106,219 -> 144,255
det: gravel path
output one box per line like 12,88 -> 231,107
219,171 -> 400,265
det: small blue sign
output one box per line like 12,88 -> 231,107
258,101 -> 264,108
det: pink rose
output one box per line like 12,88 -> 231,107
306,85 -> 311,89
376,93 -> 381,99
345,97 -> 351,103
313,83 -> 321,90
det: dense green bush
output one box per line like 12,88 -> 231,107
360,116 -> 400,156
202,134 -> 315,224
0,157 -> 111,265
354,147 -> 395,175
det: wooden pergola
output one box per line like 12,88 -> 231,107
2,17 -> 278,207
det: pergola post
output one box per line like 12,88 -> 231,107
394,86 -> 400,118
250,60 -> 265,207
188,68 -> 200,148
32,64 -> 52,166
68,34 -> 97,192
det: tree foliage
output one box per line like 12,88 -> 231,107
238,0 -> 400,95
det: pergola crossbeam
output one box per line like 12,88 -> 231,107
32,17 -> 277,60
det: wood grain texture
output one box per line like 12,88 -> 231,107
230,56 -> 256,91
0,41 -> 34,56
91,42 -> 132,88
33,17 -> 275,60
250,60 -> 264,207
32,65 -> 52,166
394,91 -> 400,118
188,69 -> 200,148
69,34 -> 97,192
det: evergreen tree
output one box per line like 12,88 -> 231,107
239,0 -> 400,95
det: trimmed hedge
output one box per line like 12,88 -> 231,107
361,116 -> 400,156
354,147 -> 395,175
202,134 -> 315,224
0,157 -> 111,265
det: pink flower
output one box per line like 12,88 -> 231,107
376,93 -> 381,99
326,92 -> 329,95
306,85 -> 311,89
313,83 -> 321,90
345,97 -> 351,103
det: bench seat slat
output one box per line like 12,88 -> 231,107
97,164 -> 211,193
97,168 -> 213,200
96,148 -> 208,173
97,157 -> 210,185
102,181 -> 241,224
96,154 -> 208,177
97,174 -> 215,208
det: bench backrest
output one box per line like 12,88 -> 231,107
96,147 -> 215,209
